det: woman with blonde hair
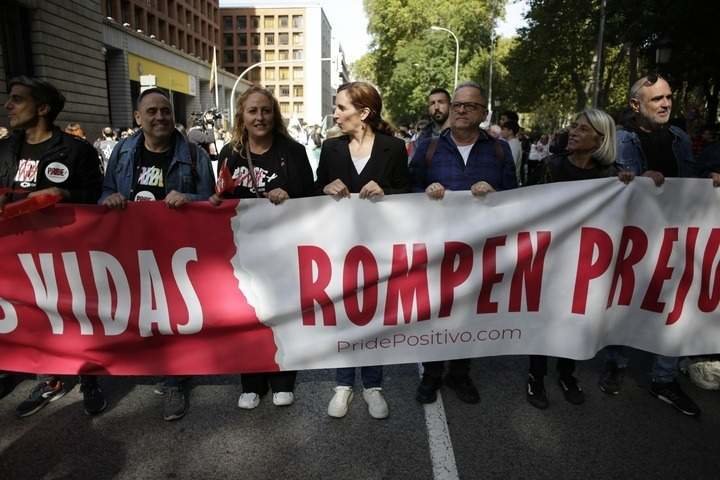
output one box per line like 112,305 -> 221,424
211,85 -> 314,409
525,108 -> 618,410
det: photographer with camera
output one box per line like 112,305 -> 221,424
187,109 -> 222,163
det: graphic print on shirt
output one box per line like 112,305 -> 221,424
14,159 -> 39,189
45,162 -> 70,183
134,165 -> 165,201
232,165 -> 278,194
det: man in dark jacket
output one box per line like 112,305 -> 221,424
0,76 -> 106,416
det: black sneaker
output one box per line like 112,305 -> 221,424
81,381 -> 107,416
650,381 -> 700,416
598,361 -> 625,395
416,375 -> 442,404
163,385 -> 188,421
526,374 -> 549,409
558,376 -> 585,405
15,380 -> 68,418
444,375 -> 480,404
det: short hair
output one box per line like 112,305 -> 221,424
454,81 -> 485,97
629,73 -> 667,101
64,122 -> 85,138
428,87 -> 451,102
102,126 -> 114,137
8,76 -> 66,124
501,110 -> 519,123
136,87 -> 170,110
501,120 -> 520,135
576,108 -> 616,166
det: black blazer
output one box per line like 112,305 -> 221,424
315,133 -> 410,195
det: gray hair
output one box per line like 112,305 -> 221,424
454,81 -> 485,97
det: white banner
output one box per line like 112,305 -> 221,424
230,177 -> 720,370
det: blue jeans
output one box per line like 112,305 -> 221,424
604,346 -> 678,383
336,366 -> 382,388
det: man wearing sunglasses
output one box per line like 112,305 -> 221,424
409,81 -> 517,405
601,74 -> 701,416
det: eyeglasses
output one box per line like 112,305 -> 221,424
451,101 -> 487,113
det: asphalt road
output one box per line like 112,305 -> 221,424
1,350 -> 719,480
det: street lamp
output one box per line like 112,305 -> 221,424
230,58 -> 333,122
430,26 -> 459,91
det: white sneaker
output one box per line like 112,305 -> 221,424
362,387 -> 389,419
273,391 -> 294,406
327,386 -> 353,418
237,392 -> 260,409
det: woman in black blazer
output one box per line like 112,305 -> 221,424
316,81 -> 409,420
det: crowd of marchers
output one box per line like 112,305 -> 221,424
1,70 -> 719,422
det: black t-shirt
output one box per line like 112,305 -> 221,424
132,144 -> 171,201
542,154 -> 617,183
635,126 -> 678,177
218,143 -> 286,199
13,138 -> 54,191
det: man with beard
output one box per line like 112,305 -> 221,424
415,88 -> 451,142
600,74 -> 701,416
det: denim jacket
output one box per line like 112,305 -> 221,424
616,126 -> 698,177
99,130 -> 215,203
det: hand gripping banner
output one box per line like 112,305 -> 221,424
0,178 -> 718,375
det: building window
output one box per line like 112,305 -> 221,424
237,33 -> 247,46
264,16 -> 275,29
278,67 -> 289,80
251,49 -> 261,63
266,85 -> 275,95
223,50 -> 234,63
251,15 -> 260,28
278,32 -> 288,46
292,49 -> 303,60
279,15 -> 288,28
293,32 -> 303,46
248,69 -> 261,82
292,15 -> 303,29
265,50 -> 276,61
223,16 -> 232,30
293,67 -> 303,80
238,50 -> 248,64
280,102 -> 290,115
251,33 -> 260,46
224,33 -> 233,48
278,50 -> 289,60
293,85 -> 303,97
293,102 -> 303,114
237,15 -> 247,29
265,33 -> 274,46
279,85 -> 290,97
265,68 -> 276,80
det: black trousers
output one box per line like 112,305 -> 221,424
529,355 -> 575,378
422,359 -> 471,380
241,371 -> 297,394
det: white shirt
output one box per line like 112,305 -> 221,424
456,143 -> 474,165
351,153 -> 371,174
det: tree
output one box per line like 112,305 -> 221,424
358,0 -> 505,124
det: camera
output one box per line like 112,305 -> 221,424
190,108 -> 223,128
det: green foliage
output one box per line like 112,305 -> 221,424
361,0 -> 504,124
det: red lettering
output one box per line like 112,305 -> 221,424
640,228 -> 679,313
606,226 -> 648,308
666,228 -> 699,324
509,231 -> 551,312
297,246 -> 335,326
342,246 -> 379,326
384,244 -> 431,325
477,236 -> 506,314
572,228 -> 613,314
699,229 -> 720,312
439,242 -> 473,318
